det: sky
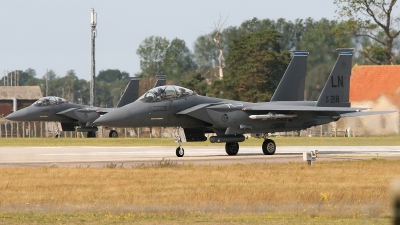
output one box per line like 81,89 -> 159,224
0,0 -> 338,81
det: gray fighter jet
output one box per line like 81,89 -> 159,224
6,75 -> 167,138
94,49 -> 394,156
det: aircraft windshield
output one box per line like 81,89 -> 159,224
32,96 -> 68,107
138,85 -> 195,102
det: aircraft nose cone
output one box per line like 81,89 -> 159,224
94,107 -> 130,127
5,108 -> 28,121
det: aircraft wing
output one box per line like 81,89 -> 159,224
56,108 -> 78,116
177,103 -> 369,123
75,108 -> 114,114
242,105 -> 367,112
177,103 -> 219,115
56,107 -> 114,123
339,110 -> 397,117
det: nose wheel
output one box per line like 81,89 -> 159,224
176,147 -> 184,157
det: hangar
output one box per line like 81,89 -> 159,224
0,86 -> 42,117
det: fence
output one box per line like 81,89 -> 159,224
0,118 -> 177,138
0,117 -> 355,138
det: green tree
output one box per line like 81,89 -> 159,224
192,17 -> 306,86
97,69 -> 129,83
62,70 -> 79,102
334,0 -> 400,64
238,17 -> 304,50
163,38 -> 197,81
223,29 -> 290,102
180,73 -> 207,95
96,69 -> 131,107
96,80 -> 113,107
193,34 -> 219,69
136,36 -> 170,77
299,18 -> 352,100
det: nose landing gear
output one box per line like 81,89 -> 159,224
176,146 -> 184,157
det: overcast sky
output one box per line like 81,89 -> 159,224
0,0 -> 338,81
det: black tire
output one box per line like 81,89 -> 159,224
176,147 -> 184,157
262,139 -> 276,155
87,131 -> 96,138
109,130 -> 118,138
225,142 -> 239,156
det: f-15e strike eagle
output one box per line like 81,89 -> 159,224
6,76 -> 167,138
94,49 -> 395,157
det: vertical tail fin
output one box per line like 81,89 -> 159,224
116,77 -> 140,107
153,75 -> 167,88
316,48 -> 353,107
270,51 -> 308,101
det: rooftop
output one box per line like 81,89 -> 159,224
0,86 -> 43,100
350,65 -> 400,102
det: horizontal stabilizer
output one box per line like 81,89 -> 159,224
340,110 -> 397,117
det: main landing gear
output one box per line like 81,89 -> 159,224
87,131 -> 96,138
262,139 -> 276,155
109,130 -> 118,138
225,142 -> 239,155
224,139 -> 276,156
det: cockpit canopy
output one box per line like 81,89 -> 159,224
32,96 -> 68,107
138,85 -> 195,102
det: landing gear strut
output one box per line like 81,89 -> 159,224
225,142 -> 239,155
54,122 -> 60,138
262,139 -> 276,155
173,127 -> 184,157
109,130 -> 118,138
176,146 -> 184,157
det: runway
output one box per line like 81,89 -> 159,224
0,145 -> 399,167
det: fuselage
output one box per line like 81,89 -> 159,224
94,86 -> 339,135
5,96 -> 108,125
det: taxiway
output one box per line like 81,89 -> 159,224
0,146 -> 399,167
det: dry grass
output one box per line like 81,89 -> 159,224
0,159 -> 398,224
1,136 -> 400,146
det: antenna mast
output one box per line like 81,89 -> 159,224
90,8 -> 97,106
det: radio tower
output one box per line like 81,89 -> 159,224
90,8 -> 97,106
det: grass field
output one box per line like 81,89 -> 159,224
1,135 -> 400,146
0,160 -> 399,224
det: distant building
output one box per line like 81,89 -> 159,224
337,65 -> 400,135
0,86 -> 42,117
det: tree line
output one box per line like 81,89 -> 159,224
2,0 -> 399,106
